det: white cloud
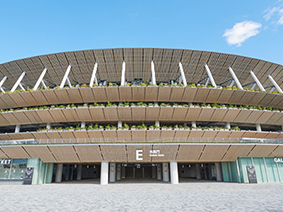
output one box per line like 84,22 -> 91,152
223,21 -> 262,47
263,1 -> 283,25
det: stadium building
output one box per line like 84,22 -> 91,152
0,48 -> 283,185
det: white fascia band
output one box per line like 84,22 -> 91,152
228,67 -> 243,90
178,62 -> 187,86
151,61 -> 156,85
89,62 -> 98,87
250,71 -> 265,91
121,61 -> 126,86
33,68 -> 47,91
60,65 -> 71,88
204,64 -> 217,88
11,72 -> 26,92
268,75 -> 283,93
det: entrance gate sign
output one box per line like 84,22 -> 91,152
136,150 -> 165,161
246,166 -> 257,183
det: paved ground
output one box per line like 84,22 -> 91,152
0,179 -> 283,212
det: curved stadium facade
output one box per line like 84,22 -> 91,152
0,48 -> 283,185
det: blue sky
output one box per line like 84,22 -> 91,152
0,0 -> 283,65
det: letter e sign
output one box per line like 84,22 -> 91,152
136,150 -> 143,160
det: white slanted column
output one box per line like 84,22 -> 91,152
151,61 -> 156,85
81,122 -> 85,129
55,164 -> 63,183
116,164 -> 121,181
109,162 -> 116,183
157,164 -> 162,180
0,76 -> 7,93
256,123 -> 262,132
11,72 -> 26,92
225,122 -> 231,130
46,123 -> 51,130
77,165 -> 82,180
228,67 -> 243,90
100,162 -> 109,185
162,162 -> 169,182
60,65 -> 72,88
268,75 -> 283,93
215,162 -> 222,181
191,121 -> 197,128
15,125 -> 20,133
33,68 -> 47,91
89,63 -> 98,87
118,121 -> 122,128
178,62 -> 187,86
170,162 -> 179,184
121,61 -> 126,86
155,120 -> 160,127
65,165 -> 70,181
195,164 -> 201,180
250,71 -> 265,92
204,64 -> 217,88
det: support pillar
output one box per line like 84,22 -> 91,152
256,123 -> 261,132
100,162 -> 109,185
152,166 -> 157,178
55,164 -> 63,183
121,165 -> 126,179
46,123 -> 51,130
196,164 -> 201,179
170,162 -> 179,184
157,164 -> 162,180
225,122 -> 231,130
116,164 -> 121,181
215,162 -> 222,182
65,165 -> 70,181
15,125 -> 20,133
77,164 -> 82,180
208,164 -> 212,180
155,120 -> 160,127
109,162 -> 116,183
191,121 -> 196,128
118,121 -> 122,129
81,122 -> 85,129
162,163 -> 169,182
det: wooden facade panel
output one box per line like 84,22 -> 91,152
62,108 -> 79,122
49,109 -> 67,122
182,87 -> 197,102
151,144 -> 179,162
185,107 -> 202,121
159,107 -> 174,121
234,110 -> 253,123
132,87 -> 145,101
74,145 -> 102,162
1,146 -> 30,158
103,107 -> 118,121
127,145 -> 151,162
46,131 -> 62,139
199,145 -> 229,162
268,95 -> 283,109
0,114 -> 10,126
1,113 -> 20,125
87,130 -> 103,140
145,86 -> 158,101
222,109 -> 240,122
228,90 -> 245,105
217,90 -> 234,104
89,107 -> 105,122
205,89 -> 222,103
171,107 -> 188,121
66,89 -> 83,104
145,107 -> 160,121
239,91 -> 256,105
245,110 -> 264,123
117,130 -> 131,139
79,88 -> 95,103
158,87 -> 172,101
31,91 -> 49,106
146,130 -> 161,141
188,130 -> 204,139
0,148 -> 8,158
266,112 -> 283,125
194,88 -> 210,103
105,87 -> 120,102
36,110 -> 54,123
9,93 -> 28,107
117,107 -> 132,121
48,146 -> 80,163
210,108 -> 228,122
23,146 -> 57,163
132,107 -> 146,121
202,130 -> 217,138
119,87 -> 132,102
198,108 -> 215,121
102,130 -> 117,139
20,92 -> 38,106
93,87 -> 107,102
248,145 -> 277,157
75,108 -> 93,121
31,132 -> 49,139
23,111 -> 42,124
160,130 -> 175,139
100,145 -> 127,162
222,145 -> 254,161
256,111 -> 274,124
248,92 -> 267,106
42,90 -> 59,104
259,94 -> 276,107
53,90 -> 71,104
13,112 -> 31,125
0,95 -> 17,109
170,87 -> 185,102
176,145 -> 204,162
131,130 -> 146,141
269,145 -> 283,157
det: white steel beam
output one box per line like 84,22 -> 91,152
89,62 -> 98,87
66,77 -> 72,88
268,75 -> 283,93
250,71 -> 265,91
204,64 -> 217,88
33,68 -> 47,91
60,65 -> 71,88
0,76 -> 7,93
228,67 -> 243,90
19,83 -> 25,91
178,62 -> 187,86
11,72 -> 26,92
41,80 -> 47,89
151,61 -> 156,85
121,61 -> 126,86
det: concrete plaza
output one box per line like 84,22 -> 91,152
0,180 -> 282,212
